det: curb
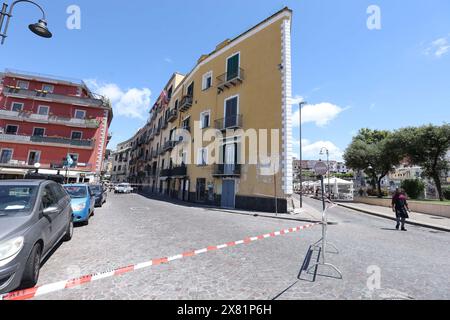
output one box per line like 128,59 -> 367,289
337,203 -> 450,233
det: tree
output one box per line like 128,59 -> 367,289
401,179 -> 425,200
393,124 -> 450,201
344,129 -> 401,198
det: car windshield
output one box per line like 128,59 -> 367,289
118,184 -> 129,188
64,186 -> 88,198
0,185 -> 37,216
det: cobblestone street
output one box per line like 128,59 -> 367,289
34,193 -> 450,300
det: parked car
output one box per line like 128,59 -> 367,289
63,184 -> 95,225
90,184 -> 107,207
0,180 -> 73,294
114,183 -> 133,194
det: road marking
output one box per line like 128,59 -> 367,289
0,223 -> 319,301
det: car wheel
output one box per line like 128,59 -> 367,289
21,244 -> 42,288
63,220 -> 74,242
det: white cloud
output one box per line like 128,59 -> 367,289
85,80 -> 152,120
164,57 -> 173,63
292,102 -> 345,127
293,138 -> 344,161
290,95 -> 305,105
425,36 -> 450,58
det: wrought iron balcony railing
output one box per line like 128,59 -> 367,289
172,165 -> 187,177
167,109 -> 178,123
212,164 -> 241,177
216,68 -> 244,93
179,95 -> 193,112
0,109 -> 100,128
214,115 -> 243,131
0,133 -> 95,149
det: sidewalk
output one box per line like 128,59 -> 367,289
338,202 -> 450,232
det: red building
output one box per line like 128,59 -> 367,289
0,69 -> 113,182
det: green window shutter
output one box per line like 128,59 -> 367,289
227,54 -> 239,81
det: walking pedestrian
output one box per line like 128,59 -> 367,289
392,188 -> 410,231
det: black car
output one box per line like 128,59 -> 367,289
90,184 -> 107,207
0,180 -> 73,294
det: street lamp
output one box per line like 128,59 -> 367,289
320,147 -> 331,199
0,0 -> 52,45
298,101 -> 307,208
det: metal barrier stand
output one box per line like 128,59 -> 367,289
307,175 -> 343,279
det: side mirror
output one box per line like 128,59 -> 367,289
43,206 -> 59,215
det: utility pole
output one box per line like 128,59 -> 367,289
299,101 -> 307,208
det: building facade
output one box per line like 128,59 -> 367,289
0,69 -> 113,182
111,138 -> 133,183
127,8 -> 294,212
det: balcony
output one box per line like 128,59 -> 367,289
179,95 -> 193,112
214,115 -> 243,131
162,119 -> 168,130
213,164 -> 241,177
152,150 -> 158,159
0,133 -> 95,149
217,68 -> 245,93
167,109 -> 178,122
0,109 -> 100,128
172,165 -> 187,177
163,141 -> 176,153
160,168 -> 172,178
2,86 -> 111,110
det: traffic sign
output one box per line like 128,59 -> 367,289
314,161 -> 328,176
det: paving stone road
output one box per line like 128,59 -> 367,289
34,193 -> 450,300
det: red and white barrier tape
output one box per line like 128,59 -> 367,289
0,222 -> 319,301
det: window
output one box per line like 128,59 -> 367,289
200,111 -> 210,129
187,82 -> 194,97
0,149 -> 13,164
182,117 -> 190,130
17,81 -> 29,89
174,100 -> 179,110
202,71 -> 213,90
27,150 -> 41,166
197,148 -> 208,166
11,102 -> 24,112
42,84 -> 54,93
38,105 -> 50,115
226,53 -> 240,81
71,131 -> 83,140
33,128 -> 45,137
167,86 -> 173,100
41,185 -> 58,209
113,166 -> 117,172
5,125 -> 18,135
74,109 -> 86,119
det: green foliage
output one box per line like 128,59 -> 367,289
344,128 -> 402,197
444,187 -> 450,200
401,179 -> 425,200
392,124 -> 450,201
333,173 -> 354,179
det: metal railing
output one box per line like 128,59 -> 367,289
167,109 -> 178,122
217,68 -> 245,92
212,164 -> 241,177
214,114 -> 243,131
0,133 -> 95,148
179,95 -> 193,111
172,165 -> 187,177
0,109 -> 100,128
2,86 -> 111,109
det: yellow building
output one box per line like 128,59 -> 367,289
129,7 -> 294,213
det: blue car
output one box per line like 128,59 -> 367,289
63,184 -> 95,225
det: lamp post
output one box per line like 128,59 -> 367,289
298,101 -> 307,208
0,0 -> 52,45
320,147 -> 330,199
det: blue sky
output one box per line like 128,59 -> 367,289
1,0 -> 449,161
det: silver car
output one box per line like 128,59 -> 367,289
0,180 -> 73,294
